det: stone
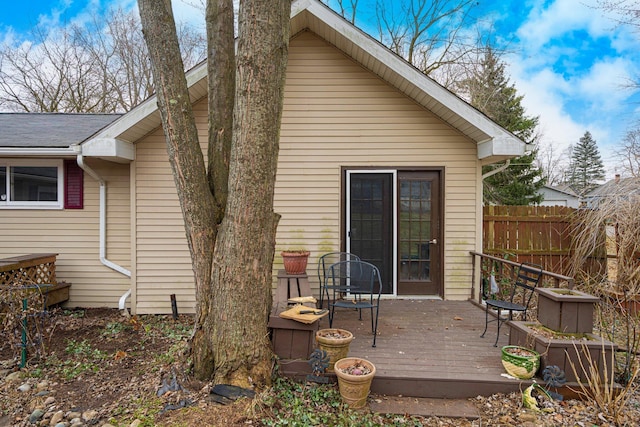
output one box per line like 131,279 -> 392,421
49,411 -> 64,426
54,424 -> 67,427
82,410 -> 98,421
6,371 -> 22,382
37,381 -> 49,390
44,397 -> 56,406
66,412 -> 81,420
69,418 -> 82,425
18,383 -> 31,392
129,420 -> 142,427
28,409 -> 45,424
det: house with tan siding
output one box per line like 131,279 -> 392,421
0,0 -> 524,314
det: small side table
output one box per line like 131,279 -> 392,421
274,270 -> 312,304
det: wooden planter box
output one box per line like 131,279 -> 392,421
509,321 -> 617,383
269,315 -> 318,360
536,288 -> 599,333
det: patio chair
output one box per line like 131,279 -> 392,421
316,252 -> 360,309
327,259 -> 382,347
480,262 -> 543,347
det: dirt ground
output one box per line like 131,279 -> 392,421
0,308 -> 250,426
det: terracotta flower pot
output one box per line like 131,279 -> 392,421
281,251 -> 310,275
334,357 -> 376,409
315,328 -> 354,372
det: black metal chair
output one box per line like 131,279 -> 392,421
326,260 -> 382,347
480,262 -> 543,346
316,252 -> 360,309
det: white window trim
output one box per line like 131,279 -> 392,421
0,159 -> 64,209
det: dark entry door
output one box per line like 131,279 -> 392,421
397,171 -> 441,296
347,172 -> 394,294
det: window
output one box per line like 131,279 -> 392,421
0,159 -> 81,209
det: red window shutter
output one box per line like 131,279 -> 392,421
64,159 -> 84,209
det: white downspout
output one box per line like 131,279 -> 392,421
76,154 -> 132,312
482,159 -> 510,180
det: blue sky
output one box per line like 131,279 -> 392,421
1,0 -> 638,179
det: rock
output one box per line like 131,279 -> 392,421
28,409 -> 45,424
49,411 -> 64,426
82,410 -> 98,421
129,419 -> 142,427
66,412 -> 81,420
6,371 -> 22,382
54,424 -> 67,427
44,396 -> 56,406
69,418 -> 82,425
18,383 -> 32,392
37,381 -> 49,390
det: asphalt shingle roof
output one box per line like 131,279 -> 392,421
0,113 -> 121,148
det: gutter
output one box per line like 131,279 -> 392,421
0,147 -> 79,156
76,154 -> 132,312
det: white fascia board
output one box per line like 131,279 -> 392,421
477,135 -> 526,160
81,137 -> 135,162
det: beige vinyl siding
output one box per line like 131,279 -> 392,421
0,158 -> 131,307
132,100 -> 208,314
276,31 -> 479,300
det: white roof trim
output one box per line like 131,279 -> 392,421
86,0 -> 524,162
81,138 -> 135,163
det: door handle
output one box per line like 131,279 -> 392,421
429,238 -> 437,244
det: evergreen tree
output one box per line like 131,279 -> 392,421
568,131 -> 606,195
458,48 -> 545,205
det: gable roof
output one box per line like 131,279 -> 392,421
87,0 -> 524,163
2,0 -> 525,164
0,113 -> 120,149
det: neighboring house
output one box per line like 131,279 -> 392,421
584,174 -> 640,209
0,0 -> 525,314
537,184 -> 581,208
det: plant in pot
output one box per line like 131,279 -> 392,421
501,345 -> 540,379
334,357 -> 376,409
315,328 -> 354,372
281,249 -> 310,275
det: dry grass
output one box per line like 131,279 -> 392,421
568,340 -> 640,426
569,177 -> 640,295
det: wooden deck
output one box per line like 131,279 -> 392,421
283,299 -> 536,399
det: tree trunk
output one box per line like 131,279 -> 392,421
138,0 -> 218,372
196,0 -> 292,386
140,0 -> 291,387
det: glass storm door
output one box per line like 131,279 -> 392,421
347,172 -> 394,294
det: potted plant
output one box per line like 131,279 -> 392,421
334,357 -> 376,409
315,328 -> 354,372
501,345 -> 540,379
281,250 -> 310,275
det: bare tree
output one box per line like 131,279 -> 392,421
374,0 -> 479,75
615,128 -> 640,177
139,0 -> 291,386
0,7 -> 205,113
323,0 -> 489,88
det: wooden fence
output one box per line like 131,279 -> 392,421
483,205 -> 606,279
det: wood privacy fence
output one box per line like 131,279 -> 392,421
482,205 -> 606,279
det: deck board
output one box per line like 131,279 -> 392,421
300,300 -> 535,398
